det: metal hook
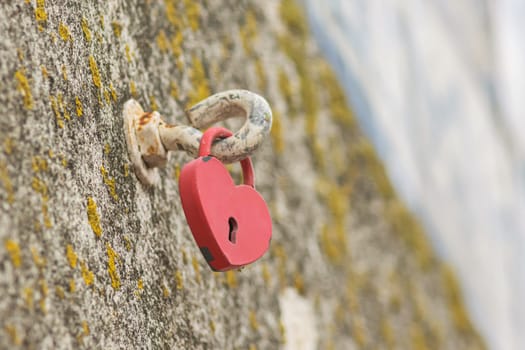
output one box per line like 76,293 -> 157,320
123,89 -> 273,186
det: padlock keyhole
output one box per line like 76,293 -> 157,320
228,217 -> 238,244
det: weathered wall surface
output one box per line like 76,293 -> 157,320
0,0 -> 484,349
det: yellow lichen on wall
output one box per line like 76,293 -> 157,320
23,287 -> 34,310
88,55 -> 102,88
293,272 -> 305,294
352,317 -> 368,347
162,284 -> 170,298
76,320 -> 90,345
4,239 -> 22,268
191,255 -> 201,282
122,235 -> 132,251
0,161 -> 15,203
319,224 -> 342,264
14,69 -> 33,110
58,22 -> 72,41
31,177 -> 52,228
109,83 -> 117,101
106,243 -> 121,290
280,0 -> 308,38
225,270 -> 237,288
349,140 -> 395,199
164,0 -> 181,28
240,9 -> 257,55
272,244 -> 287,289
4,324 -> 22,346
302,78 -> 318,138
80,260 -> 95,286
270,110 -> 284,154
61,65 -> 68,81
103,89 -> 111,104
34,0 -> 47,31
248,310 -> 259,330
32,156 -> 48,173
75,96 -> 83,117
442,265 -> 476,333
97,14 -> 104,29
277,69 -> 294,116
77,321 -> 91,345
30,247 -> 46,269
125,44 -> 132,62
386,199 -> 434,269
381,318 -> 395,348
174,270 -> 183,290
69,279 -> 76,293
410,324 -> 429,350
318,62 -> 356,128
172,163 -> 181,180
149,96 -> 158,111
100,166 -> 118,201
170,32 -> 183,58
66,244 -> 78,268
86,197 -> 102,237
81,17 -> 92,42
17,48 -> 24,61
39,279 -> 48,313
49,95 -> 64,128
182,0 -> 200,31
261,263 -> 271,285
40,65 -> 48,79
55,286 -> 65,299
156,30 -> 169,53
187,55 -> 210,108
254,58 -> 267,92
112,21 -> 122,38
57,93 -> 71,121
129,80 -> 137,98
81,321 -> 90,336
316,180 -> 350,264
3,138 -> 14,155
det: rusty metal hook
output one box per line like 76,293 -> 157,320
123,89 -> 273,186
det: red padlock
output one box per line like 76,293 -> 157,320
179,127 -> 272,271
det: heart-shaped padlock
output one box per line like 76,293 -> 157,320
179,127 -> 272,271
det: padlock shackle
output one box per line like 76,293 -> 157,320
199,127 -> 255,188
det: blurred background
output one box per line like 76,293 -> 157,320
303,0 -> 525,349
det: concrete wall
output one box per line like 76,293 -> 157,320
0,0 -> 484,349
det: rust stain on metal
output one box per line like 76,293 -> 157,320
146,145 -> 157,154
137,112 -> 153,131
138,112 -> 152,125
